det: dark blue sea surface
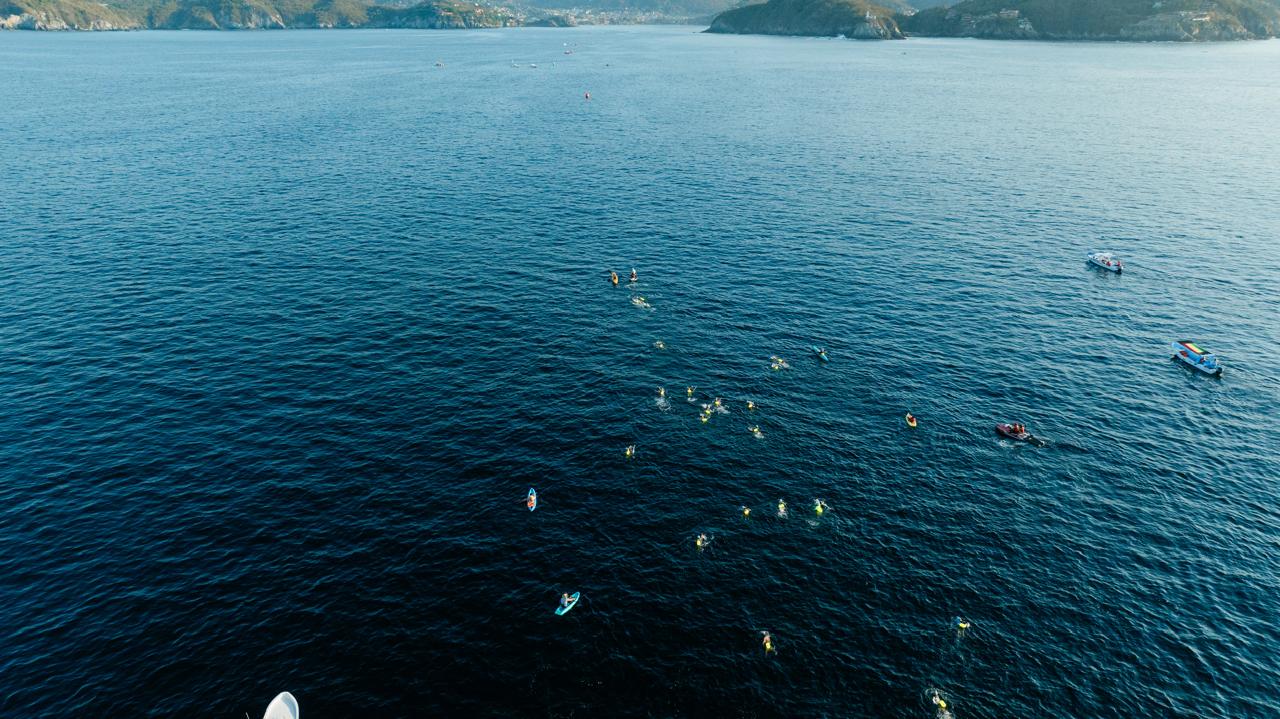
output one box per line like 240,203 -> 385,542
2,26 -> 1279,718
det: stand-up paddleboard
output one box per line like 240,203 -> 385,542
556,592 -> 580,616
263,692 -> 299,719
811,346 -> 828,362
527,488 -> 537,511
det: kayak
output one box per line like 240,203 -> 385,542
263,692 -> 299,719
905,413 -> 917,428
556,592 -> 580,616
527,488 -> 537,512
1172,340 -> 1222,376
1087,251 -> 1123,273
811,346 -> 828,362
995,423 -> 1045,447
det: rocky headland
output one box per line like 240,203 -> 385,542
707,0 -> 903,38
900,0 -> 1280,41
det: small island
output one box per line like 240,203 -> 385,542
707,0 -> 903,38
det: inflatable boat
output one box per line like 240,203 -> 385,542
995,423 -> 1045,447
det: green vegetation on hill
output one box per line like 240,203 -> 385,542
1,0 -> 139,28
1,0 -> 526,28
707,0 -> 903,37
900,0 -> 1280,40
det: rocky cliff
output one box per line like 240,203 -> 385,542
707,0 -> 904,38
900,0 -> 1280,41
1,0 -> 141,28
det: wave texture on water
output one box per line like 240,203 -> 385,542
2,27 -> 1279,719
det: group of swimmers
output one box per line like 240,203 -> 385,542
603,267 -> 971,710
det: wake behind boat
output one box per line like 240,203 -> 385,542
1087,251 -> 1123,273
1172,340 -> 1222,376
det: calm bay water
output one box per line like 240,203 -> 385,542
2,26 -> 1279,718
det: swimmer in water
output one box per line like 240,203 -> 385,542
749,425 -> 763,438
742,505 -> 751,518
761,631 -> 774,653
654,340 -> 666,349
746,400 -> 756,411
814,499 -> 827,515
630,268 -> 637,282
625,444 -> 635,459
658,386 -> 665,398
930,690 -> 952,718
610,271 -> 618,286
953,616 -> 971,637
777,499 -> 787,517
696,532 -> 708,549
687,386 -> 695,399
713,397 -> 722,407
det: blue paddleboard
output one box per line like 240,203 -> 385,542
527,488 -> 537,511
556,592 -> 580,616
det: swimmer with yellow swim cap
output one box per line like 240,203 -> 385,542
814,499 -> 827,515
625,444 -> 635,458
746,400 -> 756,411
953,616 -> 971,637
742,506 -> 751,518
696,533 -> 708,549
658,386 -> 665,398
930,690 -> 953,718
761,631 -> 774,653
777,499 -> 787,517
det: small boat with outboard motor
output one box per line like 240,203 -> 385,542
1087,251 -> 1123,273
995,422 -> 1045,447
1172,340 -> 1222,376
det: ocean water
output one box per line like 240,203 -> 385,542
2,26 -> 1279,718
